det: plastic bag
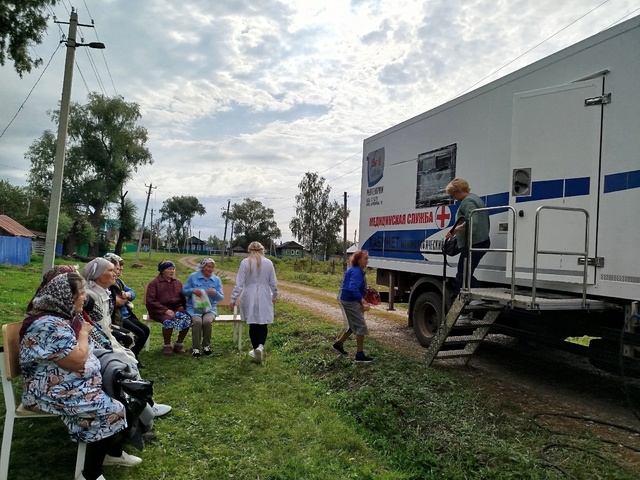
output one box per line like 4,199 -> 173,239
192,292 -> 212,314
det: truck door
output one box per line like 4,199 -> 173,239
509,77 -> 604,285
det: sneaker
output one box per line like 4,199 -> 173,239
76,474 -> 106,480
248,349 -> 256,361
254,345 -> 263,364
152,403 -> 172,417
203,346 -> 212,356
142,430 -> 157,443
192,348 -> 201,358
173,343 -> 185,354
333,341 -> 348,355
162,345 -> 173,356
355,352 -> 374,363
456,314 -> 472,326
103,451 -> 142,467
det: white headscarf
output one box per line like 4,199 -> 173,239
82,257 -> 112,281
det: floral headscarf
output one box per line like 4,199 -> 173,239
27,271 -> 79,319
104,252 -> 123,264
25,265 -> 77,314
196,257 -> 215,272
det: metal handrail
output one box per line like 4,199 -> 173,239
532,206 -> 589,307
466,206 -> 517,302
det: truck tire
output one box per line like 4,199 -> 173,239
413,292 -> 442,347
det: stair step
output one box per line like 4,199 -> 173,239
462,304 -> 503,313
453,321 -> 493,328
444,334 -> 484,343
435,349 -> 473,358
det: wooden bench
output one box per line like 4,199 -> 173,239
1,322 -> 86,479
214,284 -> 243,352
143,283 -> 243,352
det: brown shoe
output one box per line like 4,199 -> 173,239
162,345 -> 173,356
173,343 -> 185,354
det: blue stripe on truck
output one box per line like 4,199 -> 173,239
603,169 -> 640,193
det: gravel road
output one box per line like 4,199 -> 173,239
180,256 -> 640,433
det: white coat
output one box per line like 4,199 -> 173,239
231,256 -> 278,325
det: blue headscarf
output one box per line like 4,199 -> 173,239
158,260 -> 175,272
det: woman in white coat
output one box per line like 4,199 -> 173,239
230,241 -> 278,363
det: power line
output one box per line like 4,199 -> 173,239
0,44 -> 62,141
450,0 -> 612,100
81,0 -> 119,97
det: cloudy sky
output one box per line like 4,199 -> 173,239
1,0 -> 638,244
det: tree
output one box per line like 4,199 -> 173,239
206,235 -> 225,251
0,180 -> 49,232
0,180 -> 28,221
223,198 -> 281,249
290,172 -> 347,260
0,1 -> 58,76
114,192 -> 137,255
26,93 -> 153,255
160,196 -> 206,251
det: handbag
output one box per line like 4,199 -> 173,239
442,236 -> 461,257
364,286 -> 381,305
117,377 -> 154,421
442,216 -> 466,257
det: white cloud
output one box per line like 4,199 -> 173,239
1,0 -> 638,242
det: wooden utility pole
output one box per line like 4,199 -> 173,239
148,208 -> 154,258
343,191 -> 348,272
221,199 -> 230,264
134,183 -> 155,266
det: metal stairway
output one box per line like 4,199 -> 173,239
424,297 -> 505,367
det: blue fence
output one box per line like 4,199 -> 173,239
0,236 -> 32,266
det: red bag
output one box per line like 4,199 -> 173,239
364,287 -> 381,305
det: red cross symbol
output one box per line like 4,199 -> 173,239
435,206 -> 451,229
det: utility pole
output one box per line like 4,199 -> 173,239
148,208 -> 154,258
221,199 -> 230,264
41,9 -> 104,276
343,191 -> 348,272
42,11 -> 77,275
134,183 -> 155,265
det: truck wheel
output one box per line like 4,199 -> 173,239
413,292 -> 442,347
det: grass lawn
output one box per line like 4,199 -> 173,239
1,253 -> 637,479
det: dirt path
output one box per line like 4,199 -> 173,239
179,256 -> 640,431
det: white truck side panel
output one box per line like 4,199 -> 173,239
359,16 -> 640,302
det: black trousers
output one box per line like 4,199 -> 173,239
83,431 -> 124,480
249,324 -> 268,349
123,313 -> 150,357
453,238 -> 491,296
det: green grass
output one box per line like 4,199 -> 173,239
1,254 -> 638,479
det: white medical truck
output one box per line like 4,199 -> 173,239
359,15 -> 640,370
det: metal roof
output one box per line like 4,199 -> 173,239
0,215 -> 36,238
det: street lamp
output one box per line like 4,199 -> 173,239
42,9 -> 105,275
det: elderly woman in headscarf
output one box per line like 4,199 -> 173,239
82,257 -> 138,355
104,253 -> 150,362
19,269 -> 139,480
182,258 -> 223,357
82,259 -> 172,422
145,260 -> 191,356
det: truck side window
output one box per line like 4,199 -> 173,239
415,143 -> 457,208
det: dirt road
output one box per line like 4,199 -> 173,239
180,256 -> 640,431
